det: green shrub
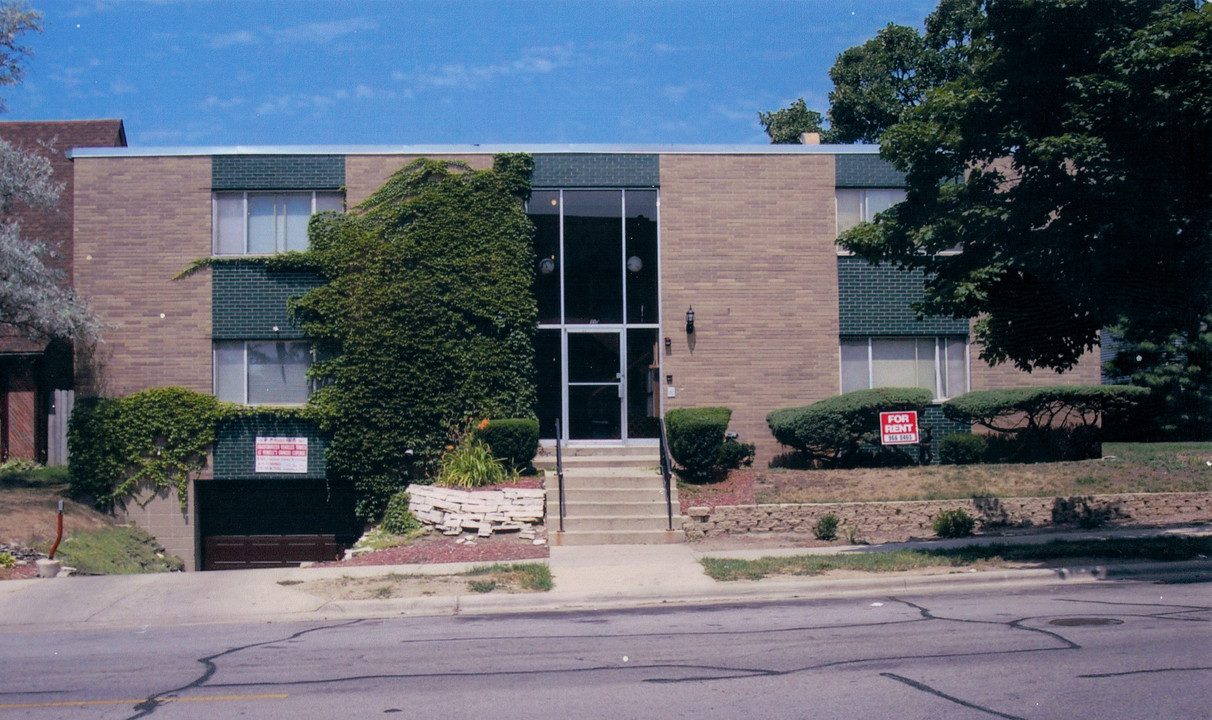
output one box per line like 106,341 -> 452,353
938,433 -> 989,465
767,387 -> 933,467
933,508 -> 976,538
380,491 -> 421,534
665,407 -> 732,480
474,418 -> 539,472
436,437 -> 510,488
813,513 -> 840,541
716,439 -> 756,470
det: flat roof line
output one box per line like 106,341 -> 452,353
68,143 -> 882,159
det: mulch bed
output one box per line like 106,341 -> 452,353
678,469 -> 757,513
320,475 -> 551,567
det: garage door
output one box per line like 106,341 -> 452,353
197,479 -> 357,571
203,534 -> 342,571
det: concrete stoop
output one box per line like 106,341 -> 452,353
540,446 -> 685,546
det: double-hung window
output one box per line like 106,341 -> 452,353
213,191 -> 343,255
836,188 -> 906,236
214,340 -> 312,405
841,336 -> 968,400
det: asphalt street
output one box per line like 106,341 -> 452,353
1,577 -> 1208,719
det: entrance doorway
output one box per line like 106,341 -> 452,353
530,188 -> 660,444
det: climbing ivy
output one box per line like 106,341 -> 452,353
67,388 -> 317,511
288,154 -> 538,520
68,387 -> 225,511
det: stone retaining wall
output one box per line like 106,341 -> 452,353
407,484 -> 546,537
684,492 -> 1212,543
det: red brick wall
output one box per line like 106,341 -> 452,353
659,154 -> 839,464
73,156 -> 212,396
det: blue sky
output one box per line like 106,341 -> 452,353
5,0 -> 939,148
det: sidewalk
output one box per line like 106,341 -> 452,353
1,525 -> 1208,633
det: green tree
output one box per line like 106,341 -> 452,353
839,0 -> 1211,377
757,98 -> 826,144
285,155 -> 537,520
1105,315 -> 1212,440
760,0 -> 983,144
0,2 -> 99,342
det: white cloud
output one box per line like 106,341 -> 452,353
395,42 -> 578,93
208,30 -> 256,49
110,80 -> 136,94
269,18 -> 377,45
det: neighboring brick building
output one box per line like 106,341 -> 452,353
0,120 -> 126,464
65,140 -> 1098,569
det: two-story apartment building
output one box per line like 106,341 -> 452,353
64,141 -> 1099,569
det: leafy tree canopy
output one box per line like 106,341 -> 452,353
839,0 -> 1211,374
283,155 -> 538,520
760,0 -> 983,144
757,98 -> 827,144
0,2 -> 99,343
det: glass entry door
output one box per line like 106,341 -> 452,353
566,330 -> 623,440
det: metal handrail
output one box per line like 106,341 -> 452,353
657,416 -> 674,531
555,418 -> 565,533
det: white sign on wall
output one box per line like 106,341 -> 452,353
255,436 -> 308,474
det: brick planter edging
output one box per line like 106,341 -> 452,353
684,491 -> 1212,543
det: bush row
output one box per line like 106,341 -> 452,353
766,385 -> 1148,468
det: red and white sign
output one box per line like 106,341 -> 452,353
879,411 -> 919,445
255,436 -> 308,474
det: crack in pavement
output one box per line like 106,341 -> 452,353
880,672 -> 1028,720
121,619 -> 364,720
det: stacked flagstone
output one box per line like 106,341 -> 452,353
406,484 -> 546,537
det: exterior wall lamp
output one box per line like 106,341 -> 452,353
685,306 -> 695,334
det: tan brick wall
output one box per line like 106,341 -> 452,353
73,156 -> 213,397
114,480 -> 199,571
659,154 -> 838,464
345,154 -> 494,206
969,330 -> 1103,391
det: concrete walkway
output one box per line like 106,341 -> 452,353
1,525 -> 1208,633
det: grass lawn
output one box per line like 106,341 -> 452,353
701,536 -> 1212,581
753,442 -> 1212,505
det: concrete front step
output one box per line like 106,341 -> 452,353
547,474 -> 667,491
537,444 -> 659,457
549,528 -> 686,546
536,444 -> 682,546
553,515 -> 677,532
535,456 -> 660,471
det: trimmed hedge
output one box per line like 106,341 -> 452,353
943,386 -> 1148,433
943,385 -> 1148,463
474,418 -> 539,472
767,387 -> 933,466
665,407 -> 732,480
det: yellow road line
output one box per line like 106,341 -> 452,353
0,693 -> 289,709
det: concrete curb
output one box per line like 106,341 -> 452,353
274,558 -> 1212,621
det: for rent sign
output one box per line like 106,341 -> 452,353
879,411 -> 919,445
255,436 -> 308,474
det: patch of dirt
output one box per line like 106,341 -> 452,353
322,528 -> 549,568
0,482 -> 114,580
0,485 -> 112,549
294,565 -> 546,601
